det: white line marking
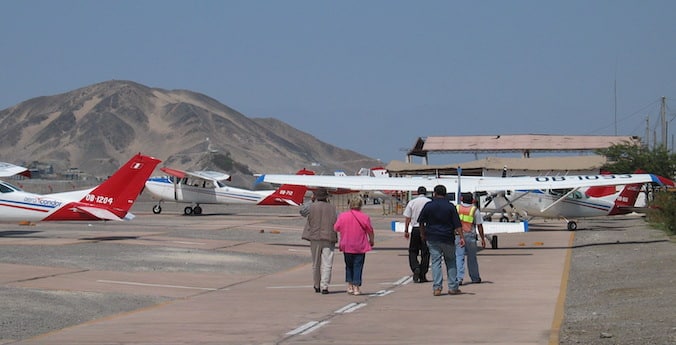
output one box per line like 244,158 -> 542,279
172,241 -> 206,245
379,276 -> 411,286
396,276 -> 412,285
341,303 -> 367,313
287,321 -> 318,335
369,290 -> 392,297
267,283 -> 343,289
97,280 -> 218,291
335,303 -> 358,314
287,320 -> 330,335
301,320 -> 329,335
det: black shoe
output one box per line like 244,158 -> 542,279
472,279 -> 482,284
419,276 -> 429,283
314,286 -> 320,293
413,267 -> 421,283
458,279 -> 463,286
321,289 -> 329,294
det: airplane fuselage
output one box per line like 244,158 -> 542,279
509,189 -> 615,218
0,181 -> 117,222
145,177 -> 274,205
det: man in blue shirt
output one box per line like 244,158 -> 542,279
418,185 -> 465,296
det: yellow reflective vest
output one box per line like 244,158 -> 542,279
456,204 -> 476,233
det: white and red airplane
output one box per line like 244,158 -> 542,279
257,170 -> 673,230
145,167 -> 313,215
0,153 -> 161,222
478,169 -> 674,230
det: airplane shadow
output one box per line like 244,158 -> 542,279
79,236 -> 140,241
0,230 -> 43,237
483,239 -> 669,251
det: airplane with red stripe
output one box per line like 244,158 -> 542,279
0,153 -> 161,222
145,167 -> 313,215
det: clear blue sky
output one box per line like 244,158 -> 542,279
2,0 -> 675,164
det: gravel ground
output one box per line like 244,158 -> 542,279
558,215 -> 676,345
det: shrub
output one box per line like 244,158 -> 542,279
647,189 -> 676,235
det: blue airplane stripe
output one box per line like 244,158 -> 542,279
0,198 -> 57,210
526,193 -> 612,212
181,187 -> 263,202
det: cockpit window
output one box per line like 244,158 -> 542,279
0,182 -> 19,193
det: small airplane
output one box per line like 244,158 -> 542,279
145,167 -> 314,215
257,170 -> 673,229
0,153 -> 161,222
479,169 -> 674,230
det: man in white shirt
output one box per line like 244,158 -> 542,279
403,186 -> 431,283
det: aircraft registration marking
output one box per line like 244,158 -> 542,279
85,194 -> 114,205
534,174 -> 633,182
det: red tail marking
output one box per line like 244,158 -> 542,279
44,154 -> 162,221
608,183 -> 642,215
258,169 -> 314,206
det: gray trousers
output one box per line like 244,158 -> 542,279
310,240 -> 335,290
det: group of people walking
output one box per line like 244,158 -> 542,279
300,184 -> 484,297
407,185 -> 485,295
300,188 -> 374,295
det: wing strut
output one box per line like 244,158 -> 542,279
539,187 -> 581,213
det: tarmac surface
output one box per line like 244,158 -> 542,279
0,200 -> 577,345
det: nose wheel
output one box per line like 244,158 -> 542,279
567,221 -> 578,231
152,201 -> 163,214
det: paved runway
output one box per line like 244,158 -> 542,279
0,201 -> 573,345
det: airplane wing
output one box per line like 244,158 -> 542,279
160,167 -> 231,182
259,173 -> 667,193
0,162 -> 31,178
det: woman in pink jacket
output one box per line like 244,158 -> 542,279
334,196 -> 375,295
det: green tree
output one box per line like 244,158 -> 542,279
597,143 -> 676,235
595,143 -> 676,179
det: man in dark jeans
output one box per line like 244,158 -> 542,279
418,184 -> 464,296
403,186 -> 431,283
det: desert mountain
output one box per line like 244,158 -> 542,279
0,80 -> 381,186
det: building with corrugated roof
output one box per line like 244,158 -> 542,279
395,134 -> 639,177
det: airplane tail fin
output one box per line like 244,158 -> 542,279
258,169 -> 315,206
44,154 -> 161,221
608,183 -> 643,215
80,153 -> 162,213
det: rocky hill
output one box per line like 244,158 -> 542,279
0,80 -> 380,186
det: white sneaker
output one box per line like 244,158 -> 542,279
352,286 -> 361,295
347,283 -> 354,294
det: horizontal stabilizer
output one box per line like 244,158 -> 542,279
76,206 -> 125,221
390,220 -> 528,234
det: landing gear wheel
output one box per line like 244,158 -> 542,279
184,206 -> 194,216
152,205 -> 162,214
499,216 -> 509,222
567,221 -> 577,231
193,206 -> 202,215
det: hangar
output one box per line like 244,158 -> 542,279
387,134 -> 640,177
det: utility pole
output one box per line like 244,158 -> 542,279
660,96 -> 667,147
645,116 -> 650,148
